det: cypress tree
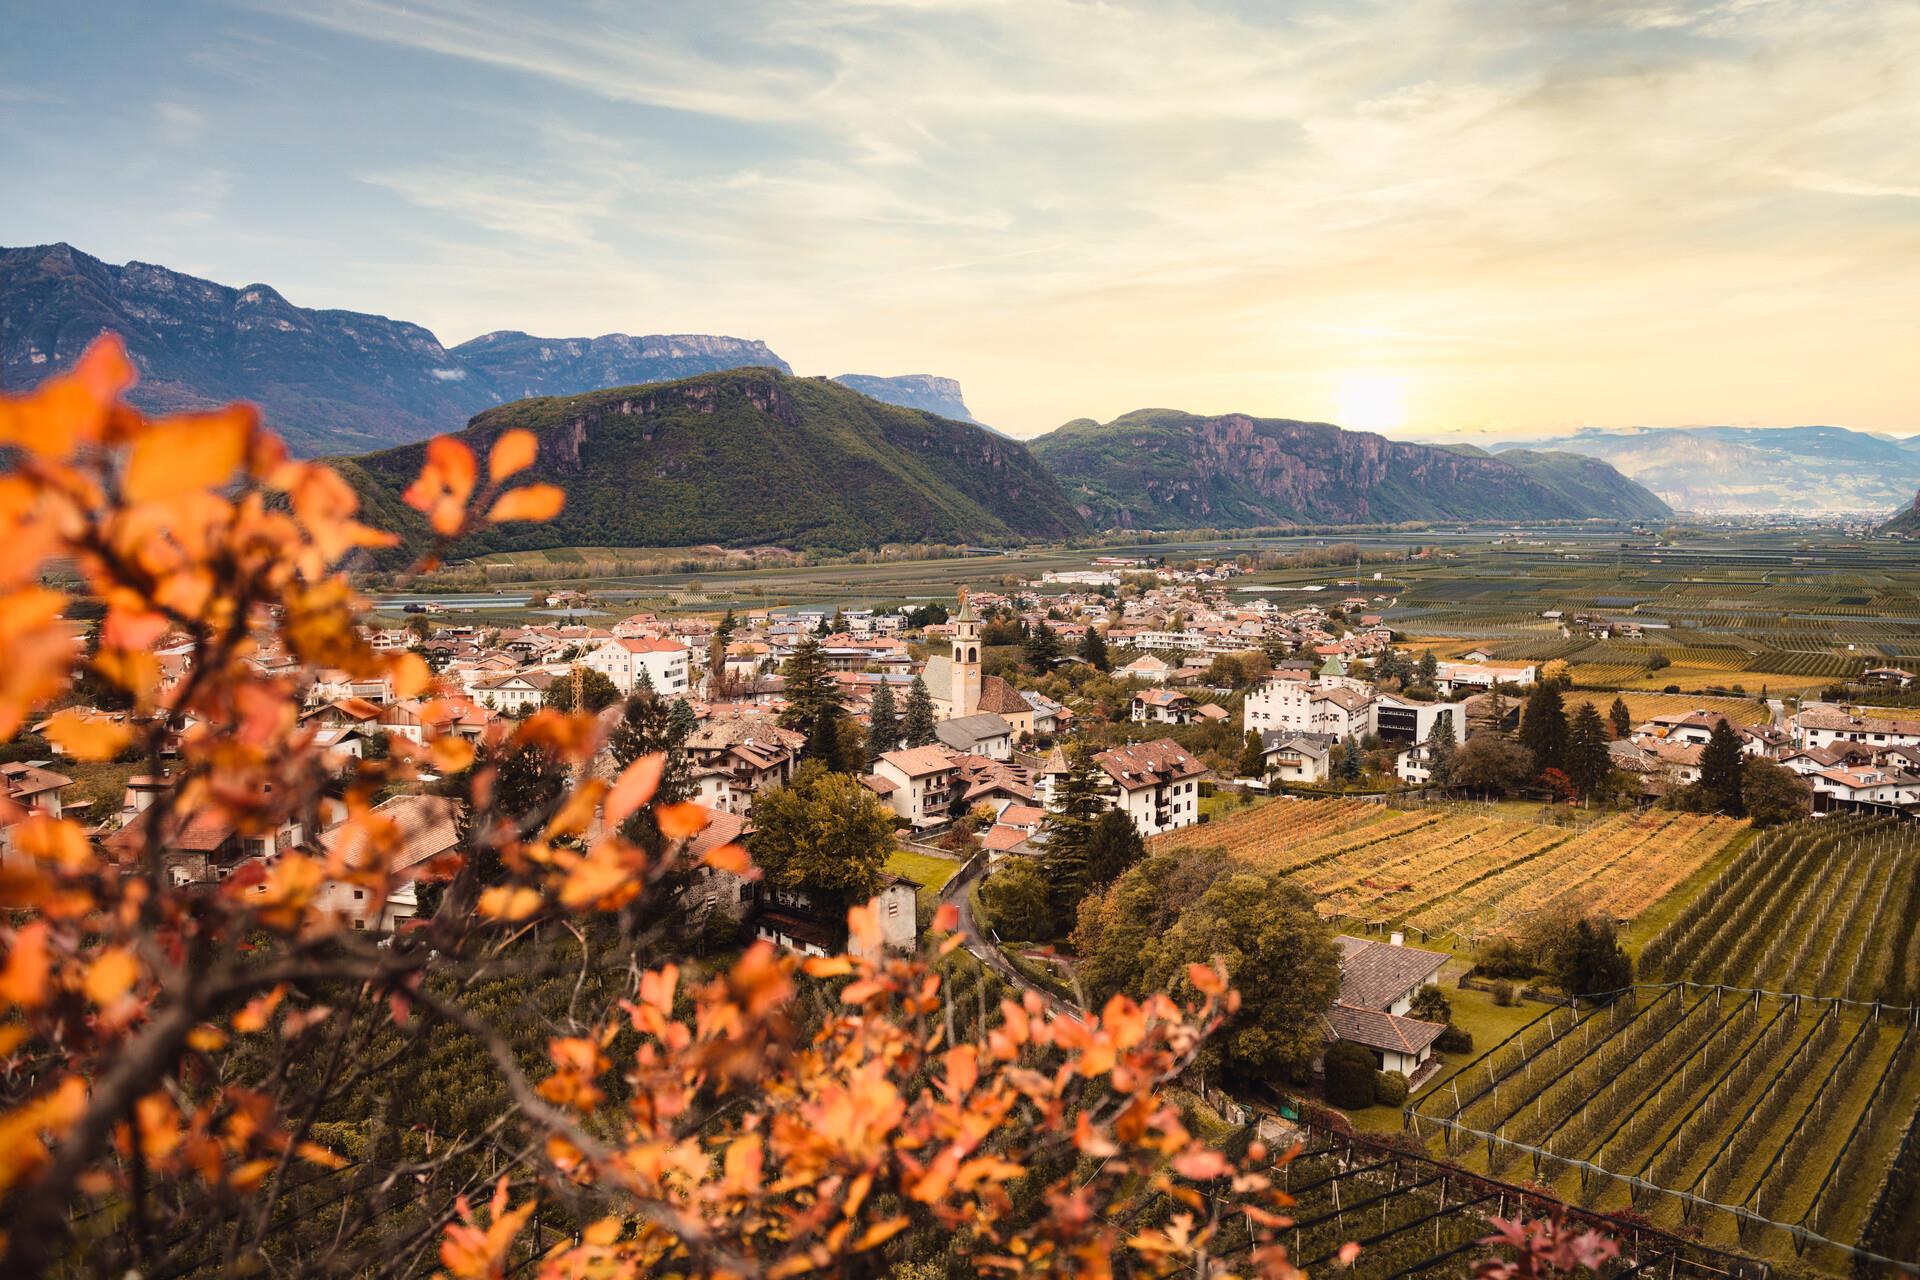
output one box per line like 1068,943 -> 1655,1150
1609,697 -> 1633,740
1238,730 -> 1267,779
1425,710 -> 1456,787
608,690 -> 695,850
1339,735 -> 1365,783
1566,702 -> 1611,801
1519,682 -> 1569,775
1078,626 -> 1110,672
901,676 -> 938,748
1416,649 -> 1439,687
866,682 -> 902,759
1042,741 -> 1109,918
1699,719 -> 1746,816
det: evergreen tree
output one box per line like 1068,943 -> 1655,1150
1416,649 -> 1439,687
1609,697 -> 1633,740
1425,710 -> 1456,787
1566,701 -> 1611,801
715,607 -> 736,647
608,690 -> 695,851
809,702 -> 855,772
1339,735 -> 1364,783
1519,682 -> 1569,775
1083,809 -> 1147,888
1078,626 -> 1110,672
1698,718 -> 1747,816
866,682 -> 902,759
778,636 -> 841,734
901,676 -> 938,748
1546,916 -> 1633,999
1042,741 -> 1109,918
1023,623 -> 1063,673
1238,730 -> 1267,780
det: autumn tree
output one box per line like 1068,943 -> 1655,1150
0,339 -> 1326,1280
543,664 -> 621,713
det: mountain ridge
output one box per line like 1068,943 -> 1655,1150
335,367 -> 1088,560
1028,408 -> 1670,529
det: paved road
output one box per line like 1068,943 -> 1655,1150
941,856 -> 1081,1020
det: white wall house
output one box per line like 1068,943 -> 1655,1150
583,637 -> 692,697
871,745 -> 959,828
1094,739 -> 1207,838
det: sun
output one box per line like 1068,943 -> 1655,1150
1335,373 -> 1408,433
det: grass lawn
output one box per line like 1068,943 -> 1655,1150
885,847 -> 963,908
1442,981 -> 1544,1055
56,760 -> 139,823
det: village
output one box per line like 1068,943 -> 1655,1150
7,552 -> 1917,1121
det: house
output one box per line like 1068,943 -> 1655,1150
2,762 -> 73,864
752,877 -> 919,959
1862,668 -> 1916,689
934,712 -> 1014,761
582,637 -> 692,697
469,670 -> 553,715
976,676 -> 1038,738
1395,743 -> 1440,786
1260,732 -> 1335,784
315,794 -> 460,930
1808,765 -> 1920,815
684,721 -> 804,815
1132,688 -> 1198,725
1093,739 -> 1207,838
1243,679 -> 1373,738
871,745 -> 961,828
1796,705 -> 1920,753
103,801 -> 307,889
1371,695 -> 1472,747
1431,660 -> 1536,697
1114,653 -> 1173,684
1320,934 -> 1450,1079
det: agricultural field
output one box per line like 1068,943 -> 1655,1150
1397,821 -> 1920,1273
1155,799 -> 1743,947
1408,985 -> 1920,1273
1238,1136 -> 1762,1279
1638,818 -> 1920,1004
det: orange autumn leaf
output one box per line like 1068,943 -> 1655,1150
486,484 -> 564,524
487,429 -> 538,482
604,752 -> 663,829
701,841 -> 751,873
123,406 -> 255,503
654,802 -> 708,841
0,335 -> 132,460
478,885 -> 543,921
41,708 -> 131,762
0,923 -> 52,1008
82,947 -> 139,1007
430,735 -> 476,774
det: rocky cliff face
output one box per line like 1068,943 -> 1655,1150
831,373 -> 980,425
454,330 -> 790,403
1,243 -> 792,455
1029,408 -> 1666,528
1881,491 -> 1920,537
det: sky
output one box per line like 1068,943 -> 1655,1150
3,0 -> 1917,440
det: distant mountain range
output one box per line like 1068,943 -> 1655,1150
0,242 -> 980,453
1491,425 -> 1920,514
336,368 -> 1087,558
1027,409 -> 1670,529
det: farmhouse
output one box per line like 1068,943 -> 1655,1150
1321,934 -> 1450,1079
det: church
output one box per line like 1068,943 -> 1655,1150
919,589 -> 1033,727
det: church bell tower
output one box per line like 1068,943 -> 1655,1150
950,587 -> 981,719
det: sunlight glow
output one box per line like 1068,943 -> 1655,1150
1336,374 -> 1408,433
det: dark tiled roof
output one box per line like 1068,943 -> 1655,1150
1323,1003 -> 1447,1055
1335,935 -> 1447,1011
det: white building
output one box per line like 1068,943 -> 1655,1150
871,745 -> 959,828
1796,705 -> 1920,753
1243,679 -> 1372,739
582,637 -> 692,697
1094,739 -> 1207,838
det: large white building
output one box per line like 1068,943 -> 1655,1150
1093,739 -> 1207,838
1243,679 -> 1373,739
1796,705 -> 1920,753
582,637 -> 692,697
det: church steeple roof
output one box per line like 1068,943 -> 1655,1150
955,587 -> 978,623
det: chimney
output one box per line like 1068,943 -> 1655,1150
1389,932 -> 1404,947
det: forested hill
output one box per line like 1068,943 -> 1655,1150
1026,409 -> 1670,530
336,368 -> 1089,558
1450,447 -> 1672,520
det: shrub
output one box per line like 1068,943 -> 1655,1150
1491,981 -> 1519,1007
1409,983 -> 1451,1022
1324,1041 -> 1377,1109
1373,1070 -> 1410,1107
1436,1024 -> 1474,1054
1476,938 -> 1536,979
